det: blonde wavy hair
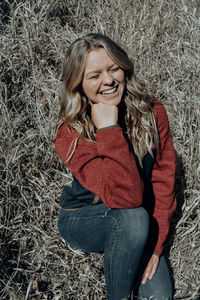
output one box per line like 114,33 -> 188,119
59,33 -> 159,164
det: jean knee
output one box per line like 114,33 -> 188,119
117,207 -> 149,245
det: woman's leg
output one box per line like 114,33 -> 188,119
103,207 -> 149,300
134,250 -> 174,300
57,203 -> 149,300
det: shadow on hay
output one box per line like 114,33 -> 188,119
164,151 -> 187,276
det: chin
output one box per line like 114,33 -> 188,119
99,94 -> 123,105
111,97 -> 122,105
112,94 -> 123,105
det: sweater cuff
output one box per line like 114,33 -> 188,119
96,126 -> 127,157
96,124 -> 119,132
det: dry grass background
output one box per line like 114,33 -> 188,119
0,0 -> 199,299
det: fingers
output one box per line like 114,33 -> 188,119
142,269 -> 150,285
141,254 -> 159,285
148,262 -> 158,280
90,102 -> 118,129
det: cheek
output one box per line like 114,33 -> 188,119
82,81 -> 97,98
82,82 -> 90,98
116,71 -> 125,84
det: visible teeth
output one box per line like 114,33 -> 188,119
102,86 -> 117,95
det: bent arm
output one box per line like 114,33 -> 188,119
54,124 -> 143,208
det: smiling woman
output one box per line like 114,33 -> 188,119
82,48 -> 125,106
54,33 -> 176,300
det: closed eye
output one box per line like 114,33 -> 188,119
89,74 -> 99,79
111,67 -> 120,72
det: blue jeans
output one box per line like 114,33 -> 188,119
58,203 -> 173,300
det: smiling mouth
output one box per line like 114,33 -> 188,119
100,86 -> 118,95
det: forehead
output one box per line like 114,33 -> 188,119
84,48 -> 114,72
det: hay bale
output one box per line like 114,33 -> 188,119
0,0 -> 199,299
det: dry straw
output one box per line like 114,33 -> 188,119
0,0 -> 199,299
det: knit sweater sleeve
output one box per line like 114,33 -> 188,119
54,124 -> 143,208
152,101 -> 176,255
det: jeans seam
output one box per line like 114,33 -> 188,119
105,214 -> 121,300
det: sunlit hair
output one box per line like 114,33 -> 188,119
59,33 -> 159,165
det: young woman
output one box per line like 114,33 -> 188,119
54,33 -> 176,300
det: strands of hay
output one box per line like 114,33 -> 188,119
0,0 -> 199,299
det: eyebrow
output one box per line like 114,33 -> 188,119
85,63 -> 116,77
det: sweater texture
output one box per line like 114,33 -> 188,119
54,98 -> 176,255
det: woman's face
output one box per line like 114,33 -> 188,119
82,48 -> 125,106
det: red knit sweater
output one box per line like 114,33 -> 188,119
54,99 -> 176,255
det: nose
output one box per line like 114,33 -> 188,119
102,71 -> 114,85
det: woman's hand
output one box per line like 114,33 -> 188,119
90,102 -> 118,129
141,253 -> 159,284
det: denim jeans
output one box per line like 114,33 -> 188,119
58,203 -> 173,300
